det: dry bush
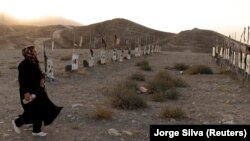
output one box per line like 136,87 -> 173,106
107,81 -> 147,110
152,92 -> 166,102
9,65 -> 18,69
218,70 -> 238,80
173,63 -> 189,71
129,72 -> 145,81
148,70 -> 187,93
90,104 -> 114,120
60,55 -> 72,61
152,89 -> 179,102
184,65 -> 213,74
160,107 -> 186,119
165,89 -> 179,100
136,60 -> 152,71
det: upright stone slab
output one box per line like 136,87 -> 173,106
71,53 -> 79,71
246,54 -> 250,74
100,49 -> 106,64
135,47 -> 139,57
46,59 -> 54,80
143,46 -> 147,55
212,47 -> 216,57
147,45 -> 151,55
242,53 -> 246,70
127,48 -> 131,59
89,54 -> 95,67
120,50 -> 124,62
112,49 -> 117,62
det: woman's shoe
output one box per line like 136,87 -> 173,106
32,132 -> 47,136
12,120 -> 21,134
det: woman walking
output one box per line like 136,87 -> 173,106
12,46 -> 63,136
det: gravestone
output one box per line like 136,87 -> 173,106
119,50 -> 124,62
212,47 -> 216,57
100,49 -> 106,64
127,48 -> 131,59
143,46 -> 147,55
135,47 -> 139,57
112,49 -> 117,62
71,53 -> 79,71
46,59 -> 54,80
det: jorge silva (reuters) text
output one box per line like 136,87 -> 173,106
153,128 -> 245,138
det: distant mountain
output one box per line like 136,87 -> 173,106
0,17 -> 227,53
58,18 -> 176,49
159,28 -> 225,53
1,13 -> 82,26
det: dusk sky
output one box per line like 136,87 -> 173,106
1,0 -> 249,42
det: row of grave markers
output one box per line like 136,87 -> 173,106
70,44 -> 161,71
43,44 -> 161,81
212,37 -> 250,82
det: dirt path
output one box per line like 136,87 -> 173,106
0,50 -> 249,141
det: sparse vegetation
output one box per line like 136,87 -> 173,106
129,72 -> 145,81
136,60 -> 152,71
9,65 -> 18,69
184,65 -> 213,74
60,55 -> 72,61
165,89 -> 179,100
173,63 -> 189,71
218,70 -> 238,80
107,81 -> 147,110
152,92 -> 166,102
90,104 -> 114,120
160,107 -> 186,119
148,70 -> 186,93
152,89 -> 179,102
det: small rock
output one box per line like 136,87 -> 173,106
142,113 -> 148,117
132,120 -> 137,124
170,118 -> 176,123
72,104 -> 83,108
3,133 -> 10,137
202,122 -> 210,124
139,86 -> 148,93
0,121 -> 4,124
223,120 -> 235,124
108,128 -> 121,136
122,130 -> 133,136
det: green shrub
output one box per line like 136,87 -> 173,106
185,65 -> 213,74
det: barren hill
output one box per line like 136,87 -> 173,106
57,18 -> 176,49
159,28 -> 225,53
0,18 -> 226,52
0,25 -> 67,49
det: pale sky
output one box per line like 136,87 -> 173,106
0,0 -> 249,40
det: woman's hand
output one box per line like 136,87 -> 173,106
24,93 -> 31,101
40,78 -> 45,88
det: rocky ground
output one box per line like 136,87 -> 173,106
0,49 -> 250,141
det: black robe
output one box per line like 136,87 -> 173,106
18,59 -> 63,126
